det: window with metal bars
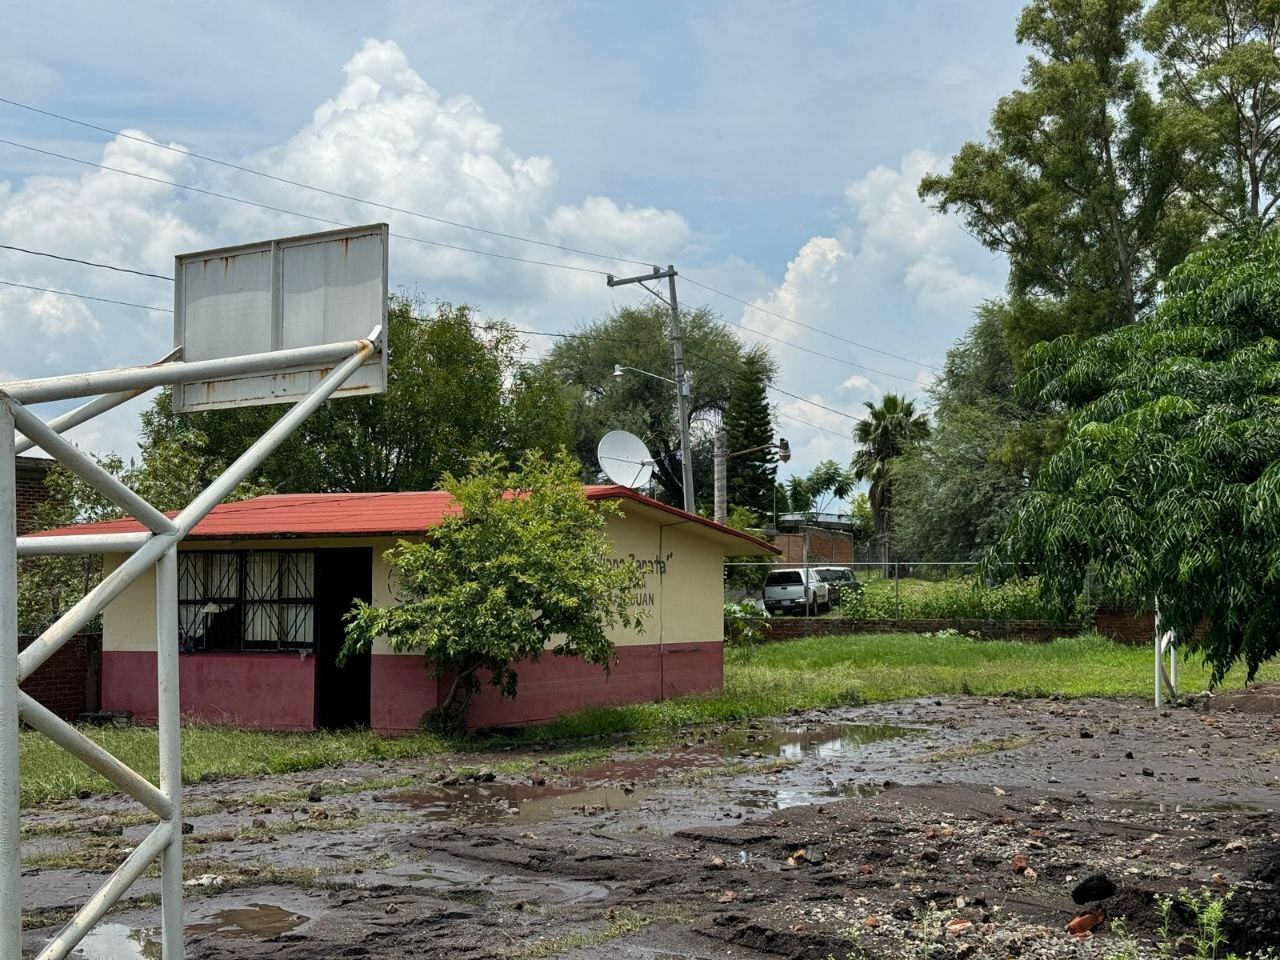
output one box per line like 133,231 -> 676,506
177,551 -> 316,653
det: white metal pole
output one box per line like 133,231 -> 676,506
0,397 -> 21,960
156,547 -> 182,959
1154,606 -> 1164,708
713,431 -> 727,526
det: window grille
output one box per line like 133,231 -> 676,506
178,550 -> 316,653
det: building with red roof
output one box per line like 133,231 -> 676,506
43,486 -> 776,732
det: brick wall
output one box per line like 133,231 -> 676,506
15,456 -> 55,535
772,530 -> 856,565
1093,609 -> 1155,645
18,633 -> 101,720
741,615 -> 1077,644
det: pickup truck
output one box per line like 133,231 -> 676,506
763,569 -> 830,616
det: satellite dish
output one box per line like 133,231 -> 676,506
597,430 -> 655,489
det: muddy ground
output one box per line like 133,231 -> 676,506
19,692 -> 1280,960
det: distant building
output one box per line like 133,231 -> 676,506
39,486 -> 777,732
15,456 -> 55,535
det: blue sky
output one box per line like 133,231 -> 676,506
0,0 -> 1026,483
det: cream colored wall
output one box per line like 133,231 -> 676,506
101,509 -> 736,656
102,537 -> 406,654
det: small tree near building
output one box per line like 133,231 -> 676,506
342,451 -> 646,733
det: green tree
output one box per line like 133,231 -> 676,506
538,302 -> 754,507
342,451 -> 646,732
1144,0 -> 1280,226
893,305 -> 1048,559
852,395 -> 930,549
723,348 -> 779,519
920,0 -> 1203,360
143,298 -> 572,493
997,228 -> 1280,681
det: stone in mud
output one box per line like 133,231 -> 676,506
307,784 -> 323,802
1071,872 -> 1117,904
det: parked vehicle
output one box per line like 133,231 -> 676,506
813,566 -> 861,605
763,568 -> 830,616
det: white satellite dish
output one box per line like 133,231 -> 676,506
597,430 -> 655,489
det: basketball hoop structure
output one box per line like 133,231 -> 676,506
0,224 -> 390,960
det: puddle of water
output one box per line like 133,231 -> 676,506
719,722 -> 918,759
65,904 -> 309,959
393,782 -> 650,824
733,781 -> 888,811
188,903 -> 310,939
67,924 -> 160,960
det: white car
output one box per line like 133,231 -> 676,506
763,568 -> 830,616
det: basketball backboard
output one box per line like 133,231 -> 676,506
173,223 -> 389,413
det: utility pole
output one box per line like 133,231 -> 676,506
606,265 -> 696,514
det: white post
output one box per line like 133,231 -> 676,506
713,431 -> 727,526
1154,605 -> 1164,708
156,547 -> 182,959
0,397 -> 21,960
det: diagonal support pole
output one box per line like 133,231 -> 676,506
35,821 -> 174,960
14,348 -> 182,457
17,692 -> 172,818
18,332 -> 379,683
9,401 -> 176,535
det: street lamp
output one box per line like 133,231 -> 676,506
613,363 -> 676,386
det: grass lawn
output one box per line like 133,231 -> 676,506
19,631 -> 1280,807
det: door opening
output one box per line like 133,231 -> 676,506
313,547 -> 372,729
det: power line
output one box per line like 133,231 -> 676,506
0,278 -> 172,312
0,96 -> 657,272
0,243 -> 173,281
629,274 -> 924,386
681,276 -> 940,371
0,137 -> 610,278
498,321 -> 860,425
0,97 -> 939,372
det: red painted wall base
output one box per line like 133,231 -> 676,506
101,651 -> 317,731
369,641 -> 723,733
101,642 -> 723,733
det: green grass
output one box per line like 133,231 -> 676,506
18,631 -> 1280,808
841,574 -> 1058,621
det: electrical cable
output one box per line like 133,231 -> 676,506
0,277 -> 172,312
0,97 -> 940,370
0,137 -> 610,277
0,243 -> 173,281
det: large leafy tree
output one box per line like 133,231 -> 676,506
893,305 -> 1051,559
921,0 -> 1203,360
998,228 -> 1280,681
343,451 -> 645,732
1144,0 -> 1280,226
538,302 -> 752,506
853,394 -> 930,548
723,348 -> 779,519
143,298 -> 572,494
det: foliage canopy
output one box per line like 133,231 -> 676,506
998,228 -> 1280,681
342,451 -> 646,732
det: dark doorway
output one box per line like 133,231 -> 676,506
314,548 -> 372,729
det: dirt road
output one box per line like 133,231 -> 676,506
20,694 -> 1280,959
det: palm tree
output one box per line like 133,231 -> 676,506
852,394 -> 929,557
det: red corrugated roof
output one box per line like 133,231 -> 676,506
34,485 -> 779,555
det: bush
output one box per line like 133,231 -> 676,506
837,576 -> 1059,621
724,600 -> 767,648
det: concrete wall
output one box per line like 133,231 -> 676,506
101,504 -> 733,732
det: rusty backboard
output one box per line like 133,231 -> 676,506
173,223 -> 388,413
